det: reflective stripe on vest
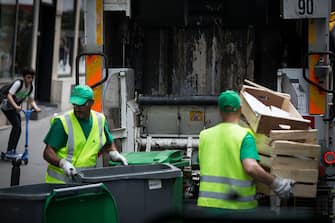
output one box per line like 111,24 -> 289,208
199,175 -> 256,202
96,112 -> 104,149
64,114 -> 74,162
199,191 -> 255,202
201,175 -> 254,187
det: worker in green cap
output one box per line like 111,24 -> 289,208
197,90 -> 295,210
43,85 -> 128,183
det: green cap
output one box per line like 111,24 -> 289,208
218,90 -> 241,112
69,85 -> 94,105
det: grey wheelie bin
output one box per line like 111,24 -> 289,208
0,183 -> 119,223
78,163 -> 183,223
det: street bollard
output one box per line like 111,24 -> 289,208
10,159 -> 21,186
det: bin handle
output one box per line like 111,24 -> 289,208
52,183 -> 105,198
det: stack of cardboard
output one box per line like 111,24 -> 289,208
240,80 -> 320,198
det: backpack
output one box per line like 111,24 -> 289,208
0,79 -> 33,104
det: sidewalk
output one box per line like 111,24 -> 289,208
0,107 -> 56,188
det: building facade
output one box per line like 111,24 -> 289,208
0,0 -> 86,126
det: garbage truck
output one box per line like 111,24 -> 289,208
80,0 -> 335,220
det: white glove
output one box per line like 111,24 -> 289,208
109,151 -> 128,165
271,176 -> 295,198
59,159 -> 78,177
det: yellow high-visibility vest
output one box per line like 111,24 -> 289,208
197,123 -> 257,209
45,110 -> 106,183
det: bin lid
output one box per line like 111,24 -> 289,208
170,159 -> 190,168
78,163 -> 183,183
109,150 -> 185,166
44,183 -> 119,223
0,183 -> 81,200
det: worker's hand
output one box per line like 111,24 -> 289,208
109,151 -> 128,165
59,159 -> 78,177
34,106 -> 41,112
271,176 -> 295,199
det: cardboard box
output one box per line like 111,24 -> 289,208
240,85 -> 311,135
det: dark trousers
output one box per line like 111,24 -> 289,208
1,108 -> 21,151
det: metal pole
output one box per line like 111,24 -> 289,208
11,0 -> 20,77
30,0 -> 40,70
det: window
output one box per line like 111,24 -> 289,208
58,0 -> 75,76
78,0 -> 85,75
16,0 -> 34,74
0,0 -> 16,79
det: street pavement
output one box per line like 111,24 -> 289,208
0,111 -> 54,188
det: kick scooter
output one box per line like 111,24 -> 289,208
11,109 -> 35,186
0,109 -> 34,164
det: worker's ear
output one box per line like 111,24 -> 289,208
85,99 -> 94,107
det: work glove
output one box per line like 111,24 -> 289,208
109,151 -> 128,165
59,159 -> 78,177
271,176 -> 295,199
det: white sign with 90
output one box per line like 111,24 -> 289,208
282,0 -> 329,19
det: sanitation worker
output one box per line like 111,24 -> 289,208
197,90 -> 295,210
43,85 -> 128,183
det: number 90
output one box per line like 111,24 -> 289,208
298,0 -> 314,15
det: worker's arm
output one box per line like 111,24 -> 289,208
100,123 -> 119,153
241,133 -> 295,198
43,144 -> 78,176
43,145 -> 61,167
242,158 -> 295,198
43,118 -> 70,168
240,133 -> 274,184
242,158 -> 274,185
101,142 -> 128,165
101,141 -> 118,153
101,122 -> 128,165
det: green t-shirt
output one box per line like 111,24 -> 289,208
43,114 -> 114,151
240,132 -> 259,161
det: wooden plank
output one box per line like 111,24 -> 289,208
272,156 -> 319,169
256,139 -> 321,158
259,153 -> 319,170
259,154 -> 272,168
244,79 -> 291,99
257,115 -> 310,134
254,135 -> 272,155
256,182 -> 317,198
271,166 -> 318,183
270,129 -> 318,144
257,145 -> 272,156
303,138 -> 318,144
241,86 -> 310,135
240,92 -> 260,133
293,183 -> 317,198
256,182 -> 270,195
272,140 -> 321,159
